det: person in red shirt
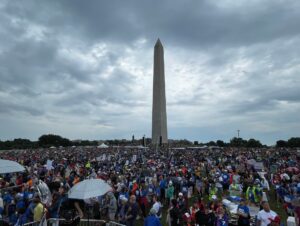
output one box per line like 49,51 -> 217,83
198,197 -> 205,212
190,201 -> 199,225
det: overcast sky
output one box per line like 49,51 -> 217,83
0,0 -> 300,144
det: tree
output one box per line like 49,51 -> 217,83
38,134 -> 71,147
276,140 -> 287,147
216,140 -> 226,147
229,137 -> 247,147
206,141 -> 216,146
287,137 -> 300,148
246,138 -> 263,148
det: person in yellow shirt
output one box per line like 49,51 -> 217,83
33,197 -> 46,222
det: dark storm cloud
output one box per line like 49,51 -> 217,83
4,0 -> 300,49
46,0 -> 300,48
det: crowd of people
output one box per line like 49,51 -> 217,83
0,145 -> 299,226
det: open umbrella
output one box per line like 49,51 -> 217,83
0,159 -> 25,174
68,179 -> 112,200
36,180 -> 52,206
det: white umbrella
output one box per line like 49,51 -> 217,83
36,180 -> 52,206
0,159 -> 25,174
68,179 -> 112,200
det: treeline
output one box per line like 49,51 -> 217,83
0,134 -> 98,150
194,137 -> 300,148
0,134 -> 300,150
194,137 -> 265,148
276,137 -> 300,148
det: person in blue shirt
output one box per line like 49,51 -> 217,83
216,206 -> 229,226
159,177 -> 166,204
144,208 -> 162,226
25,200 -> 37,222
7,201 -> 17,225
221,171 -> 230,190
16,194 -> 26,211
237,199 -> 250,226
3,193 -> 13,205
48,192 -> 61,219
125,195 -> 139,226
15,208 -> 28,226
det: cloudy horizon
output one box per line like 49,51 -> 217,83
0,0 -> 300,145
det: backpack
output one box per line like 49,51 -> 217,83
59,199 -> 77,223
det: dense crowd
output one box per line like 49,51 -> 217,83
0,146 -> 300,226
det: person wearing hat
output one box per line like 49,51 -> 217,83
229,180 -> 242,196
144,208 -> 162,226
177,192 -> 187,221
167,181 -> 174,207
246,183 -> 262,205
118,196 -> 128,225
256,201 -> 279,226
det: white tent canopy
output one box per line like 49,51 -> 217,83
97,143 -> 108,148
0,159 -> 25,174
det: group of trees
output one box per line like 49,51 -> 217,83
194,137 -> 264,148
0,134 -> 107,150
276,137 -> 300,148
0,139 -> 38,150
1,134 -> 300,150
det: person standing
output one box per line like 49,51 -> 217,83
125,195 -> 138,226
237,199 -> 250,226
167,181 -> 174,207
144,208 -> 162,226
189,201 -> 199,225
256,202 -> 279,226
106,192 -> 117,221
215,206 -> 228,226
33,196 -> 45,222
208,184 -> 218,201
159,176 -> 167,205
118,196 -> 128,225
168,199 -> 180,226
152,195 -> 162,219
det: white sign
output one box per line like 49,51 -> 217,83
132,155 -> 137,162
46,160 -> 53,171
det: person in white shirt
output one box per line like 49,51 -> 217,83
256,201 -> 279,226
0,194 -> 3,219
152,195 -> 162,218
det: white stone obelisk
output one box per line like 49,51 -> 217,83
152,39 -> 168,144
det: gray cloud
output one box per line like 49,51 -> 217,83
0,0 -> 299,144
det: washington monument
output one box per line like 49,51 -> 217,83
152,39 -> 168,144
